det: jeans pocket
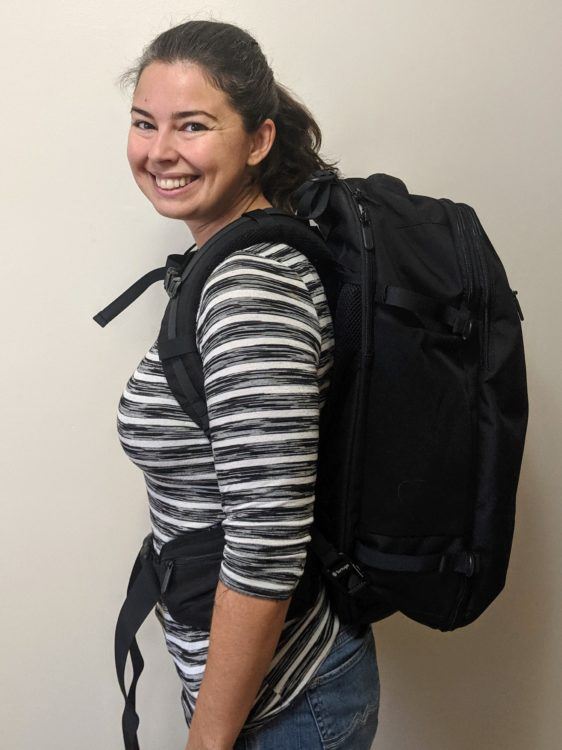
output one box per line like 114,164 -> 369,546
305,627 -> 380,749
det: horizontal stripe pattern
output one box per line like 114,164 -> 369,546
116,241 -> 339,732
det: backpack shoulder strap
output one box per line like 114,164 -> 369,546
158,207 -> 337,436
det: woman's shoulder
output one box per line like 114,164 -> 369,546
204,240 -> 321,287
195,240 -> 322,332
212,239 -> 308,264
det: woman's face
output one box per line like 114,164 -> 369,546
127,61 -> 275,247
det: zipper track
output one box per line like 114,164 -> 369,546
341,181 -> 375,354
439,197 -> 492,370
439,198 -> 474,305
339,180 -> 376,553
159,551 -> 223,594
463,203 -> 492,371
455,203 -> 491,370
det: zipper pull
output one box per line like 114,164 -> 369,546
353,191 -> 374,250
160,560 -> 174,594
512,289 -> 524,321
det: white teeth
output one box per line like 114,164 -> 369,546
155,175 -> 197,189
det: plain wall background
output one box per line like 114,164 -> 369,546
1,1 -> 560,748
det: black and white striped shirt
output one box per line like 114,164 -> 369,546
117,241 -> 340,732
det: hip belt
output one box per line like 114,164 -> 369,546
114,523 -> 323,750
114,522 -> 225,750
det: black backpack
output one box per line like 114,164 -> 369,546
94,170 -> 528,749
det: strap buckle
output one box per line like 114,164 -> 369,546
325,553 -> 369,596
451,311 -> 473,340
164,267 -> 182,298
308,169 -> 338,183
439,551 -> 479,577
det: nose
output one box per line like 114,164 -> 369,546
148,128 -> 178,163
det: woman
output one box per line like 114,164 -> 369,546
116,18 -> 380,750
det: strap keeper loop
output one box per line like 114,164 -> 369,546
164,267 -> 182,298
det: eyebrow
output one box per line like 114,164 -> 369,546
130,106 -> 218,121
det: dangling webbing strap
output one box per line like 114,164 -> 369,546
93,268 -> 166,327
92,243 -> 197,328
114,535 -> 162,750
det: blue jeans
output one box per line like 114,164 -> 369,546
233,622 -> 380,749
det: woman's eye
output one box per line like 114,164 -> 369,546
130,120 -> 207,133
182,122 -> 207,133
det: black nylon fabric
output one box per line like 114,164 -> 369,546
302,172 -> 528,631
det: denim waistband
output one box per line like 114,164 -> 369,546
333,620 -> 369,649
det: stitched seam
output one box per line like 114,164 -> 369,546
307,630 -> 370,689
305,690 -> 327,747
324,701 -> 379,749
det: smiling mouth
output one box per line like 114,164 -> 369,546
150,173 -> 201,194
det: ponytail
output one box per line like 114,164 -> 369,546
256,82 -> 341,213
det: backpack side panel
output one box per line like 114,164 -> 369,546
457,212 -> 529,627
359,197 -> 479,629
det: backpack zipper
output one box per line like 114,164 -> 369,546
440,198 -> 490,368
158,551 -> 223,595
439,198 -> 475,307
357,194 -> 376,357
161,560 -> 174,594
342,182 -> 375,355
354,191 -> 375,252
458,203 -> 492,370
338,182 -> 376,553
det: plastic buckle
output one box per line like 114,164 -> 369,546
164,267 -> 182,298
309,169 -> 338,183
326,553 -> 369,596
456,551 -> 479,577
452,312 -> 473,340
439,551 -> 479,577
461,318 -> 473,340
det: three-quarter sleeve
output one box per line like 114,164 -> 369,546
195,246 -> 321,599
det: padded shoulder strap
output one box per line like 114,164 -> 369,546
158,207 -> 337,436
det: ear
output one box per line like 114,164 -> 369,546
247,118 -> 276,167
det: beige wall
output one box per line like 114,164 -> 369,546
1,1 -> 559,748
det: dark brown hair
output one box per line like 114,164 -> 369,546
117,19 -> 341,213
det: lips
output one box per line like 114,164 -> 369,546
150,173 -> 201,195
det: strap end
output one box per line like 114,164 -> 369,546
93,312 -> 108,327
